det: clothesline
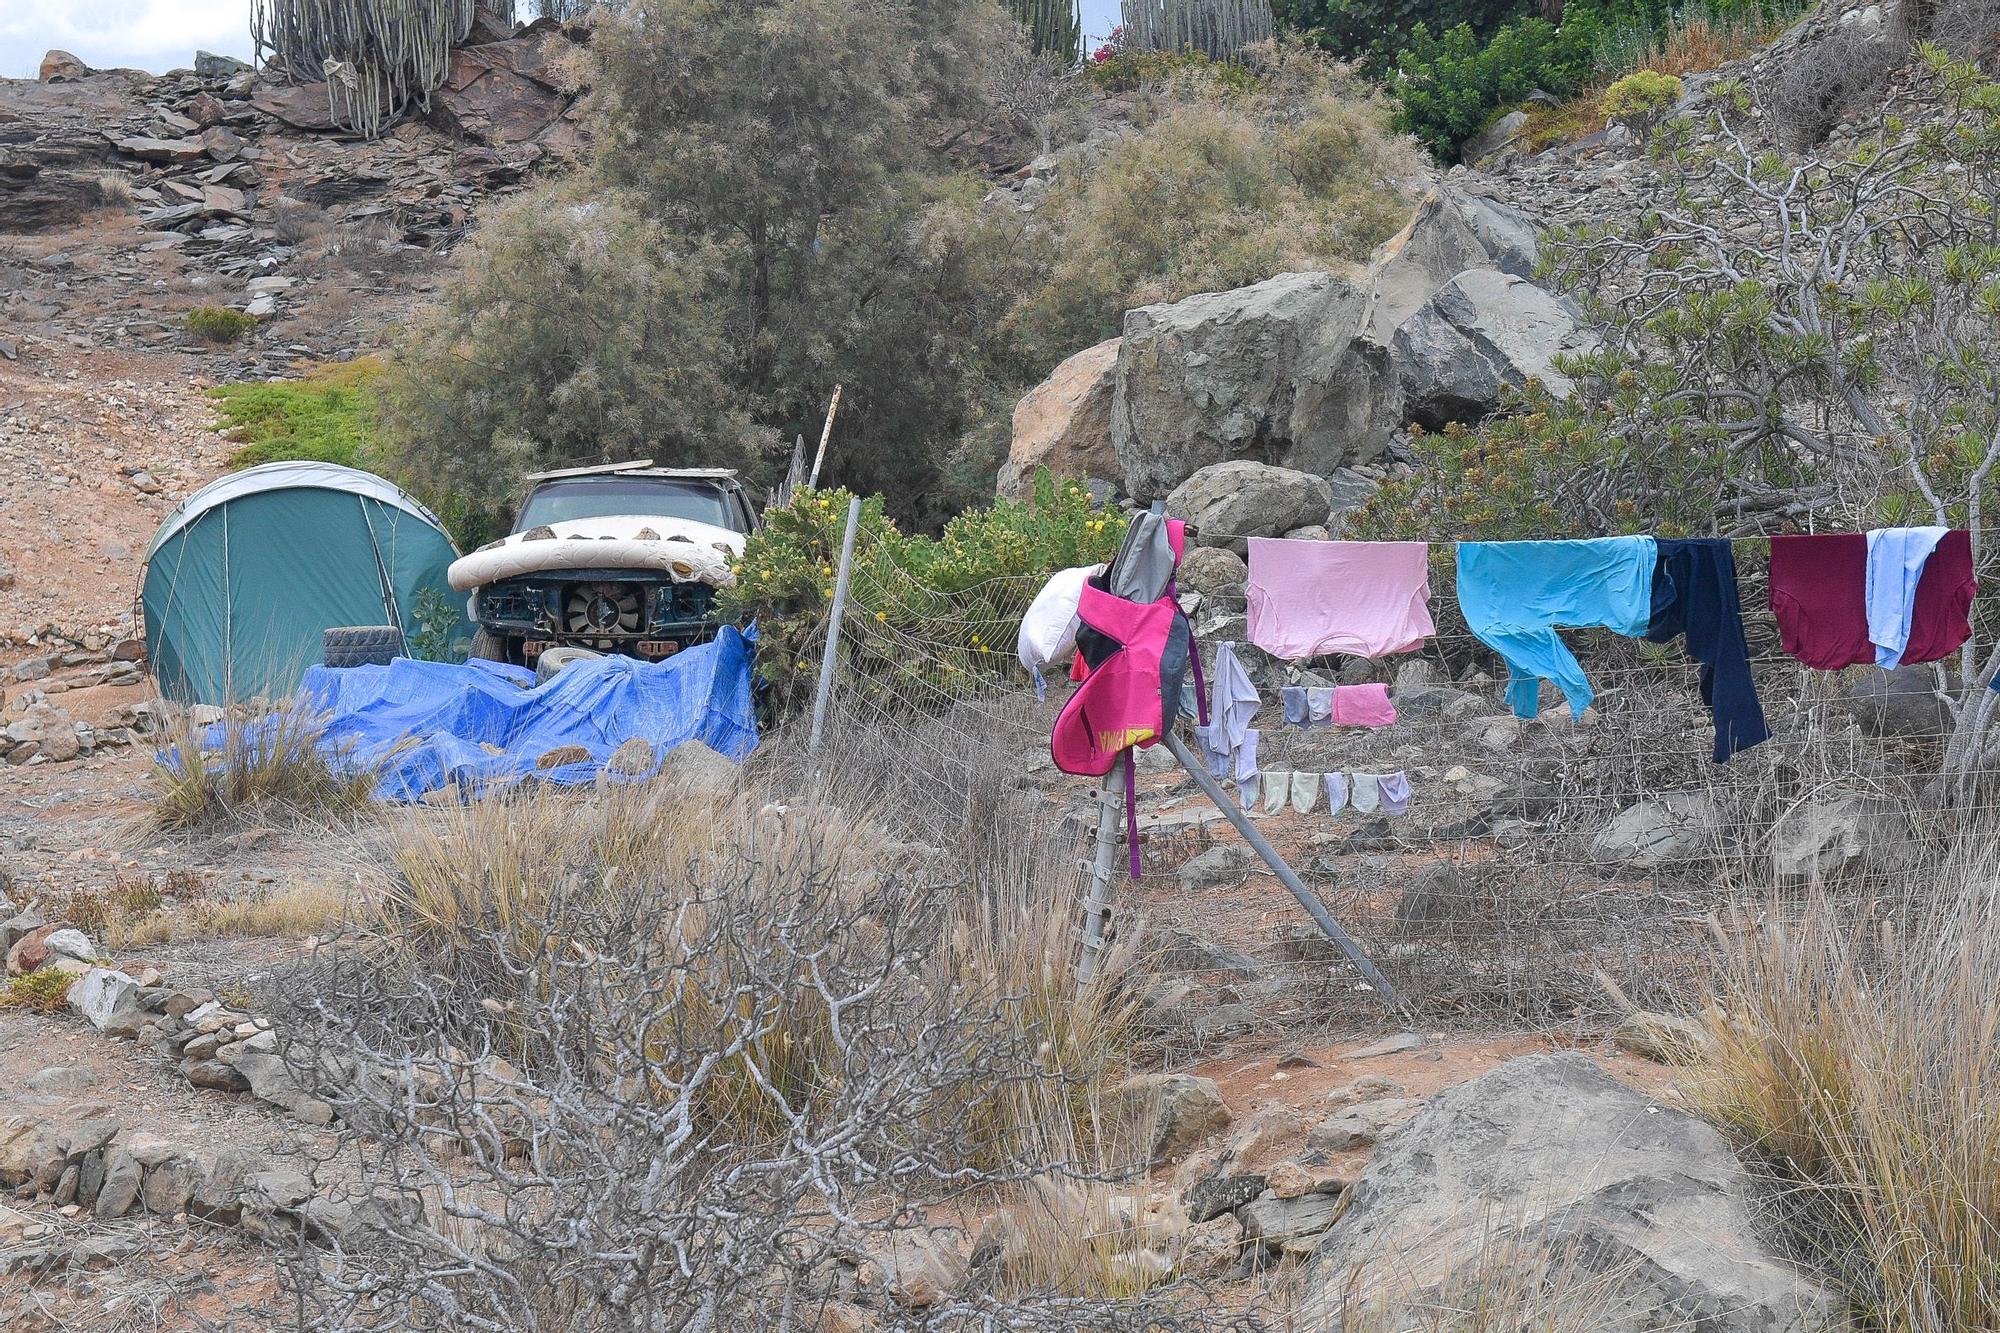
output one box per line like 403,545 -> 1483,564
1174,524 -> 2000,546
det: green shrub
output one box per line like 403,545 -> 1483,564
721,471 -> 1129,715
0,969 -> 75,1014
1392,11 -> 1606,160
1274,0 -> 1531,71
1601,68 -> 1683,137
209,357 -> 381,469
1349,373 -> 1732,542
185,305 -> 257,344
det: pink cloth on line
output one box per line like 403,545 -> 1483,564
1331,683 -> 1396,728
1246,538 -> 1434,660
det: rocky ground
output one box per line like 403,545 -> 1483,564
0,5 -> 1925,1327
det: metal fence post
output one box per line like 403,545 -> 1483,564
808,496 -> 863,759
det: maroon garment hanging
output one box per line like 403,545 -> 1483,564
1898,527 -> 1975,665
1769,530 -> 1975,670
1769,534 -> 1871,669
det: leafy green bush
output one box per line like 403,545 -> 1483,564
1349,373 -> 1732,542
210,357 -> 381,469
1274,0 -> 1530,71
1392,11 -> 1606,159
721,471 -> 1129,715
185,305 -> 257,344
1601,69 -> 1683,137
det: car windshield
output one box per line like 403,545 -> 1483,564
516,477 -> 743,532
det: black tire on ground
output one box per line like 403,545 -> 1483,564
467,628 -> 511,663
321,625 -> 408,669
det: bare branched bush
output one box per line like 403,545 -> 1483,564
266,769 -> 1216,1329
1754,20 -> 1905,149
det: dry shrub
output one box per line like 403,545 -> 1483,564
147,700 -> 383,833
1690,846 -> 2000,1329
269,764 -> 1191,1328
1756,20 -> 1906,149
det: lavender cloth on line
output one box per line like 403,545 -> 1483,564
1376,770 -> 1412,815
1866,526 -> 1952,668
1246,538 -> 1435,660
1323,772 -> 1349,814
1281,686 -> 1310,727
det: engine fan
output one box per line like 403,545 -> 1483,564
563,581 -> 644,637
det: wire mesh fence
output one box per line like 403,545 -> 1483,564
777,523 -> 2000,1055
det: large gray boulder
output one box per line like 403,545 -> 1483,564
1770,792 -> 1917,883
998,338 -> 1122,500
1394,271 -> 1596,428
1301,1053 -> 1840,1332
1167,461 -> 1335,551
1367,187 -> 1540,342
1112,272 -> 1382,499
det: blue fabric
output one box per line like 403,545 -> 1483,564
1646,538 -> 1768,763
1866,526 -> 1950,668
1456,537 -> 1657,720
288,626 -> 758,801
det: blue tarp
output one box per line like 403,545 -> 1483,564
293,626 -> 758,801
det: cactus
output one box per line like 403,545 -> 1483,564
1119,0 -> 1275,62
1010,0 -> 1083,63
251,0 -> 504,138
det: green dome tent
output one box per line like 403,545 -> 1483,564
142,461 -> 468,705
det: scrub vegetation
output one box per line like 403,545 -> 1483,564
209,357 -> 383,470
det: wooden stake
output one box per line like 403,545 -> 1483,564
807,384 -> 843,490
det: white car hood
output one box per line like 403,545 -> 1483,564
449,514 -> 745,592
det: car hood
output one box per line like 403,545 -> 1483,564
449,515 -> 745,593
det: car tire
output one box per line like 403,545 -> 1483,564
322,625 -> 407,669
467,628 -> 511,663
535,646 -> 603,685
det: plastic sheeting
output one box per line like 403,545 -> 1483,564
294,626 -> 758,802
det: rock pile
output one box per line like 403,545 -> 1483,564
1,641 -> 152,765
0,1109 -> 325,1252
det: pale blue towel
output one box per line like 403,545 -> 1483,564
1456,537 -> 1658,720
1866,526 -> 1950,669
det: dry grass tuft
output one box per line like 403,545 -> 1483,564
147,700 -> 382,834
1317,1233 -> 1669,1330
1690,851 -> 2000,1330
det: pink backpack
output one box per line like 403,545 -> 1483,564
1049,581 -> 1177,776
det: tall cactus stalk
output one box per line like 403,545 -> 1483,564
1119,0 -> 1274,62
1010,0 -> 1082,63
252,0 -> 509,138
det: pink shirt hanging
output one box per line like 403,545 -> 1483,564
1332,683 -> 1396,728
1246,538 -> 1434,660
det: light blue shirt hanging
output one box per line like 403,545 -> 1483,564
1865,526 -> 1950,669
1456,536 -> 1658,720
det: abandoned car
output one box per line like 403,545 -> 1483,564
448,462 -> 755,667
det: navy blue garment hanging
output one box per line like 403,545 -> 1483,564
1646,538 -> 1769,763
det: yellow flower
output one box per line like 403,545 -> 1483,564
874,611 -> 887,622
